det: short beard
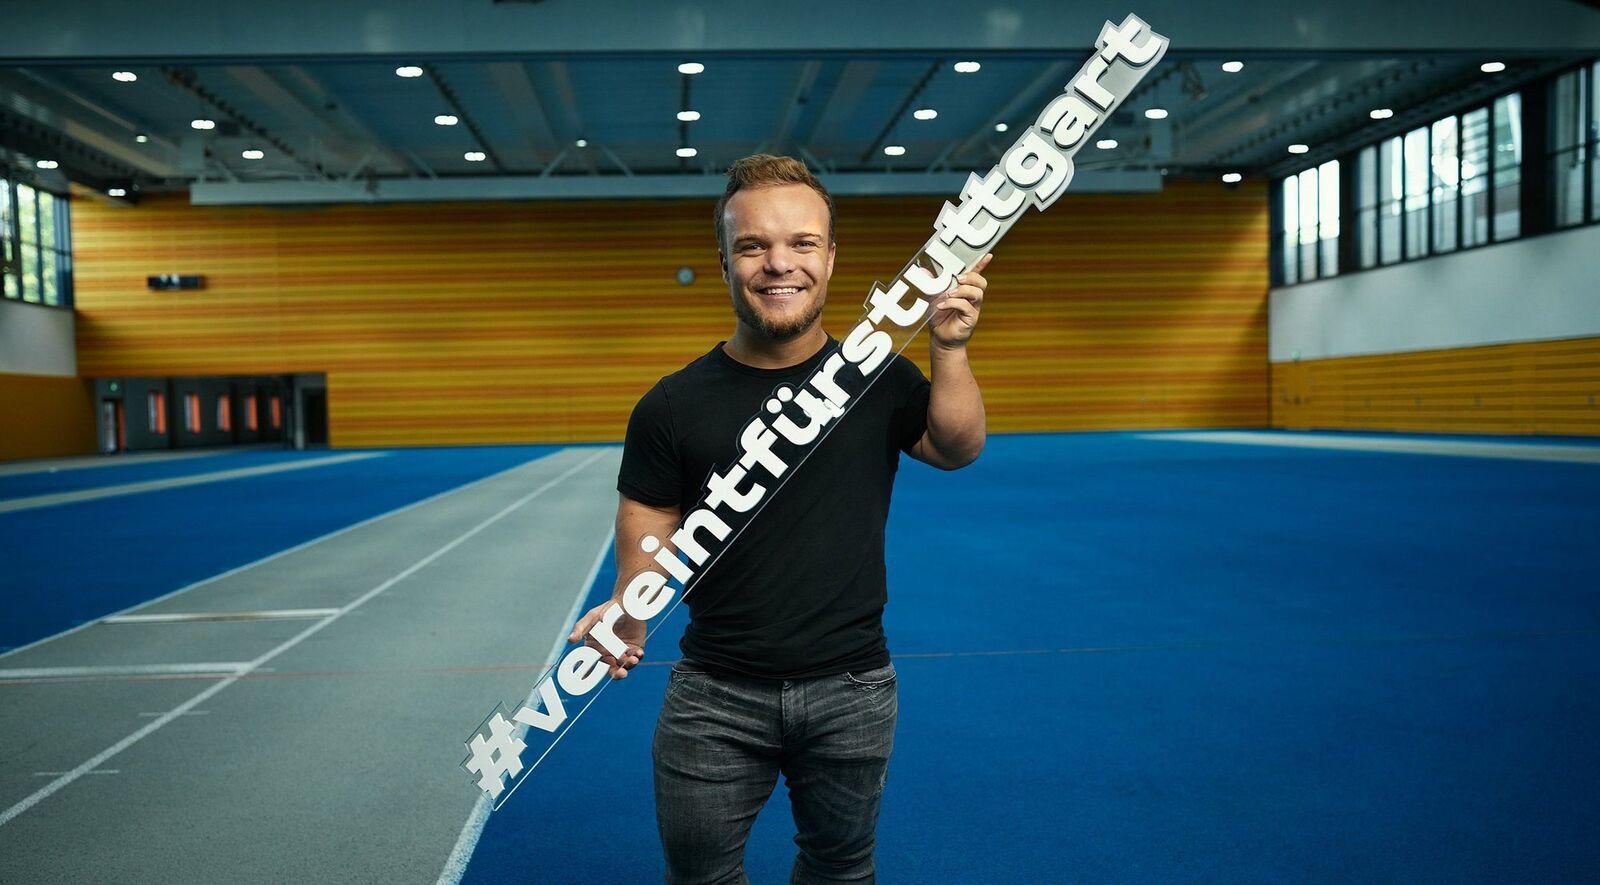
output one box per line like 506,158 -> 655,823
734,294 -> 824,342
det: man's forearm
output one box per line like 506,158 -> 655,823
925,343 -> 986,467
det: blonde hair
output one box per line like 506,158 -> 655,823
713,154 -> 836,253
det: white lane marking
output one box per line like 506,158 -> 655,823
0,452 -> 386,514
34,770 -> 119,777
434,525 -> 615,885
138,711 -> 209,718
1139,431 -> 1600,464
0,447 -> 611,830
0,447 -> 607,662
0,663 -> 251,679
102,609 -> 340,624
0,448 -> 229,478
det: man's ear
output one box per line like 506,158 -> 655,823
719,250 -> 729,284
825,242 -> 836,281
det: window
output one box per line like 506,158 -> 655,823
218,394 -> 232,432
1,178 -> 72,307
245,395 -> 258,431
1379,135 -> 1403,264
148,391 -> 167,434
184,393 -> 201,433
1493,93 -> 1522,240
1461,107 -> 1492,247
1552,63 -> 1598,228
1277,160 -> 1340,283
1356,146 -> 1378,269
1431,116 -> 1460,254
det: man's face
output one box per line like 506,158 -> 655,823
720,183 -> 835,342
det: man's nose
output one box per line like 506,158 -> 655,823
764,245 -> 796,275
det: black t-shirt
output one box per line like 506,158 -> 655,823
617,336 -> 931,680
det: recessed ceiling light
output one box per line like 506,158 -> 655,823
1287,143 -> 1310,154
953,61 -> 981,74
883,145 -> 906,156
434,114 -> 458,126
1144,108 -> 1168,120
1480,61 -> 1506,73
135,134 -> 149,143
913,108 -> 938,121
1095,138 -> 1118,149
676,147 -> 698,158
464,151 -> 486,162
574,138 -> 588,148
191,119 -> 216,130
1221,61 -> 1244,73
241,149 -> 265,160
112,71 -> 137,82
994,122 -> 1009,133
108,187 -> 127,197
396,66 -> 424,78
678,62 -> 704,75
36,159 -> 59,169
677,110 -> 701,122
1221,172 -> 1242,184
1370,108 -> 1394,120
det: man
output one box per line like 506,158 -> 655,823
568,154 -> 988,883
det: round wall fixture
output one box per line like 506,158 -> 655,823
676,266 -> 696,286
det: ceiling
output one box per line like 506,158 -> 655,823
1,1 -> 1596,204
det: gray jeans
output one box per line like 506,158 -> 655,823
652,658 -> 899,885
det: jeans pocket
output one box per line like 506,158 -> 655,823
843,663 -> 897,690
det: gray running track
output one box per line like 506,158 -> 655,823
0,446 -> 620,884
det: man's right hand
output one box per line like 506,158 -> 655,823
568,600 -> 646,679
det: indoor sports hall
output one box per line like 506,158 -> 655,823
2,3 -> 1597,883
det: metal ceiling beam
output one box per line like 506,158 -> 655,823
485,61 -> 559,156
423,63 -> 507,172
0,109 -> 133,193
924,61 -> 1070,173
221,67 -> 370,170
278,65 -> 433,177
190,169 -> 1162,205
161,66 -> 334,180
861,61 -> 941,164
0,70 -> 178,178
4,0 -> 1599,57
764,61 -> 822,156
539,61 -> 596,174
802,60 -> 878,162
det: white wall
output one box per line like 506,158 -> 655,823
0,299 -> 76,376
1269,223 -> 1600,362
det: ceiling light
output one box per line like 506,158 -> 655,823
242,149 -> 264,160
191,119 -> 215,130
953,61 -> 981,74
913,108 -> 938,121
994,122 -> 1009,133
135,134 -> 149,143
1480,61 -> 1506,73
1221,61 -> 1244,73
1221,172 -> 1242,184
883,145 -> 906,156
108,187 -> 127,197
464,151 -> 486,162
678,62 -> 704,75
396,65 -> 424,78
1370,108 -> 1394,120
676,147 -> 698,158
1287,143 -> 1309,154
112,71 -> 137,82
36,159 -> 59,169
677,110 -> 701,122
574,138 -> 588,148
1095,138 -> 1117,149
1144,108 -> 1168,120
434,114 -> 458,126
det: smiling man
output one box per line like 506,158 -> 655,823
568,154 -> 988,883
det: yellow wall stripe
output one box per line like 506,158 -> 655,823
0,373 -> 98,460
72,183 -> 1269,446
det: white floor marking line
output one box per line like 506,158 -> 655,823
0,448 -> 229,478
138,711 -> 209,718
0,663 -> 252,679
0,447 -> 610,830
34,770 -> 118,777
0,447 -> 612,662
1139,431 -> 1600,464
102,609 -> 341,624
434,525 -> 615,885
0,451 -> 386,514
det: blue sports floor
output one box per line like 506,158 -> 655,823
2,432 -> 1597,883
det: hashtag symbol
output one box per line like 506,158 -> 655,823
463,711 -> 526,799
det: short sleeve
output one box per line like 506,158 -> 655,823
889,355 -> 931,455
617,381 -> 682,507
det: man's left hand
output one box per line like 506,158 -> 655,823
929,252 -> 991,350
